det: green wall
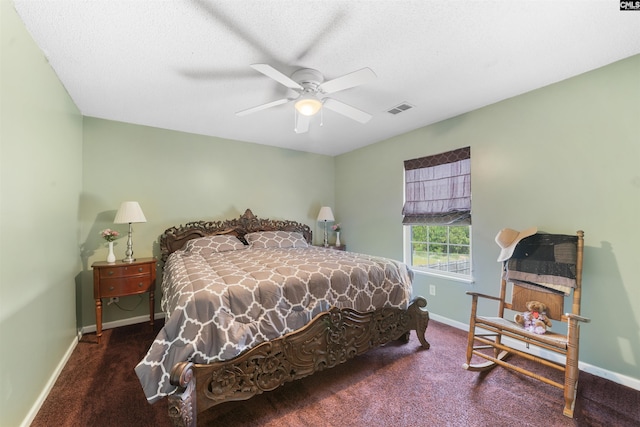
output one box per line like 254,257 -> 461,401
3,1 -> 639,423
336,54 -> 640,382
1,1 -> 83,425
79,118 -> 335,327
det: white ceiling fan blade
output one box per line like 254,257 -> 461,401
235,98 -> 291,116
251,64 -> 303,90
295,112 -> 310,134
323,98 -> 372,123
319,67 -> 377,94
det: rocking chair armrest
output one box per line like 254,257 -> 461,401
564,313 -> 591,323
465,291 -> 502,302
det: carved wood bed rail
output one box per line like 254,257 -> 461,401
157,209 -> 430,426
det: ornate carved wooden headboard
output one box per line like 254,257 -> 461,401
159,209 -> 313,262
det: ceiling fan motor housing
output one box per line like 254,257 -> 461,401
291,68 -> 324,93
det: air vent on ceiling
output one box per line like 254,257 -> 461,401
387,102 -> 414,115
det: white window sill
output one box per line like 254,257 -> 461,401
411,268 -> 475,284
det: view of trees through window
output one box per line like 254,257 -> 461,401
410,225 -> 471,275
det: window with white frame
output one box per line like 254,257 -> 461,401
402,147 -> 472,279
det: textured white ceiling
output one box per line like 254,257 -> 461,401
13,0 -> 640,156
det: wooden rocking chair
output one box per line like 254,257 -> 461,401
463,230 -> 589,418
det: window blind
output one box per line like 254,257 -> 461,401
402,147 -> 471,225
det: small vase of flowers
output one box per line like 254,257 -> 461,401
331,223 -> 341,247
100,229 -> 119,263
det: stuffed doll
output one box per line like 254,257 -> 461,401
514,300 -> 552,334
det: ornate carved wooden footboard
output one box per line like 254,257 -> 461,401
168,297 -> 429,427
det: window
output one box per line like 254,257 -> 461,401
402,147 -> 472,279
408,225 -> 471,276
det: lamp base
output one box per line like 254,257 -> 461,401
123,223 -> 135,263
323,222 -> 329,247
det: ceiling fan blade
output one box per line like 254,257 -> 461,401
319,67 -> 377,94
251,64 -> 303,90
323,98 -> 372,123
295,113 -> 310,134
235,98 -> 291,117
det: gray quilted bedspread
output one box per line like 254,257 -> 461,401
134,246 -> 413,403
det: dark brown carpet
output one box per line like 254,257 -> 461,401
32,319 -> 639,426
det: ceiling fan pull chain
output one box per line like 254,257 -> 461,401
320,106 -> 324,127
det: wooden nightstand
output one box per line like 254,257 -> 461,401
91,257 -> 156,343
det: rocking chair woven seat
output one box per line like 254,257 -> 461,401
463,230 -> 589,418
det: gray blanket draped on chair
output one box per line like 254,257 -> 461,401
504,233 -> 578,295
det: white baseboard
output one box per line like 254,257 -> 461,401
21,334 -> 78,427
429,312 -> 469,330
80,312 -> 166,335
428,312 -> 640,391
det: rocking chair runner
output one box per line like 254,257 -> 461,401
463,230 -> 589,418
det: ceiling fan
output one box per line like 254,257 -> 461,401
236,64 -> 377,133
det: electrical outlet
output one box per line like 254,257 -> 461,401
429,285 -> 436,296
108,297 -> 119,305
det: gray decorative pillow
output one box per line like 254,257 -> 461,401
183,235 -> 246,256
245,231 -> 309,248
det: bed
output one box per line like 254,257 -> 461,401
135,209 -> 430,427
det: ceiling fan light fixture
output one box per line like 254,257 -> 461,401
295,95 -> 322,116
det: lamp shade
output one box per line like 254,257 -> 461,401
114,201 -> 147,224
317,206 -> 335,222
295,95 -> 323,116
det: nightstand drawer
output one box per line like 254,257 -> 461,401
100,276 -> 152,297
99,263 -> 152,279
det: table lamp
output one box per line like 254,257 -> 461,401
317,206 -> 334,247
114,201 -> 147,262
